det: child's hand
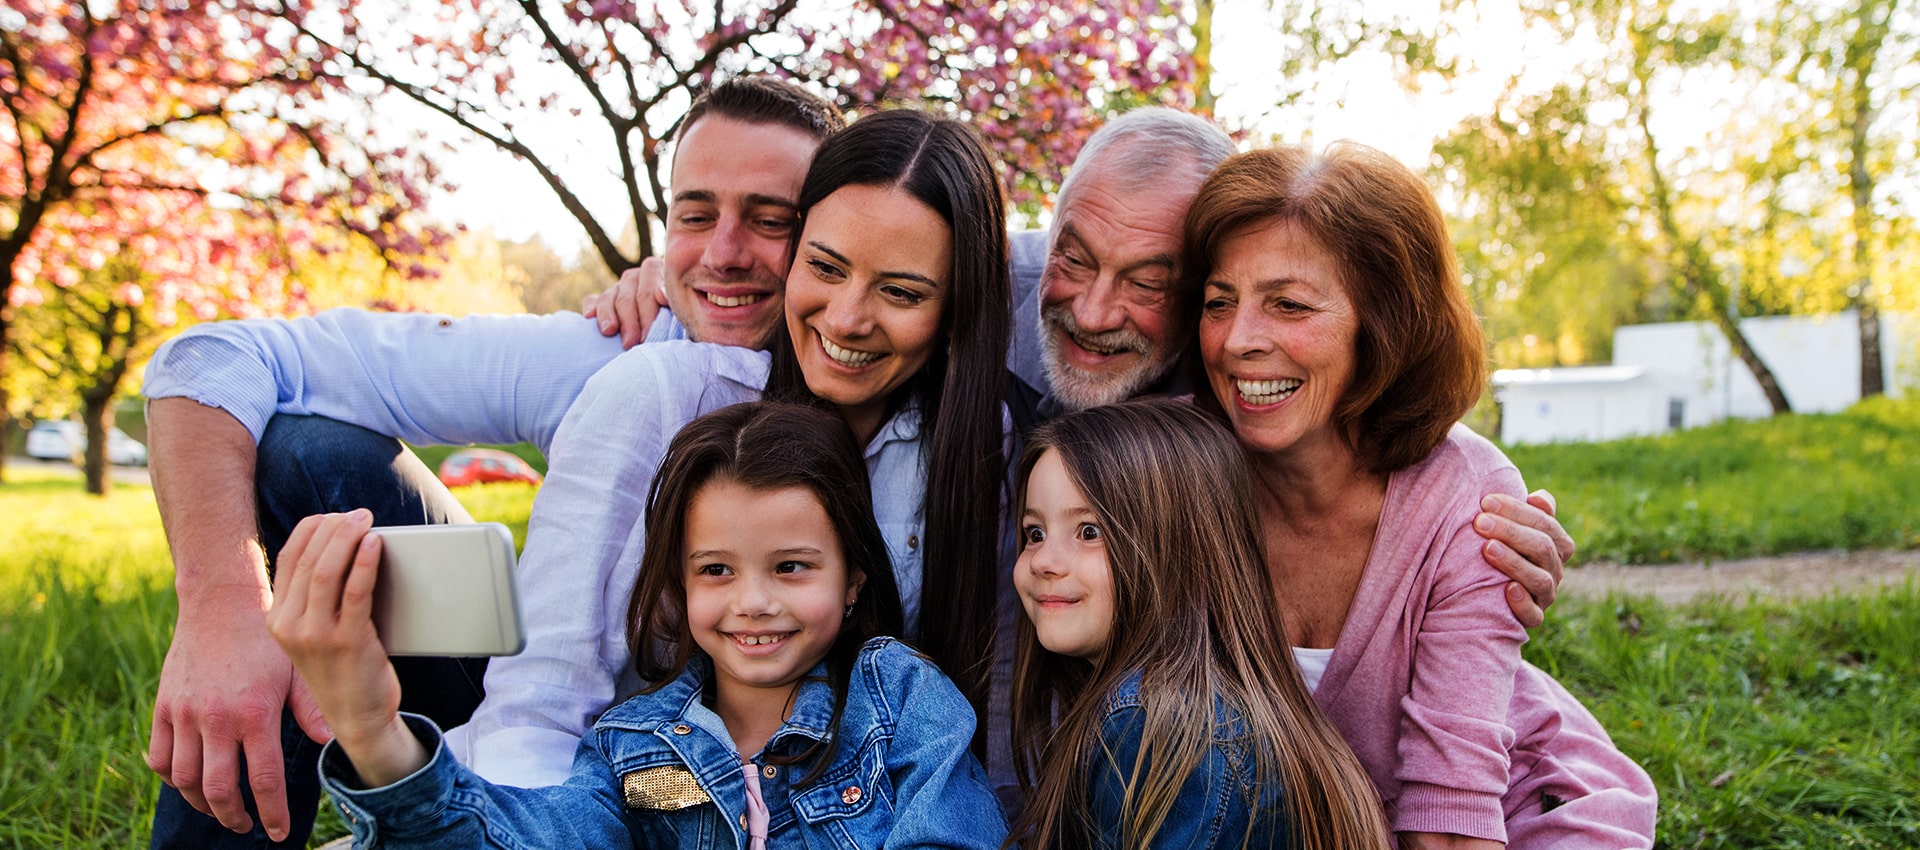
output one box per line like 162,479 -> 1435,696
266,510 -> 427,786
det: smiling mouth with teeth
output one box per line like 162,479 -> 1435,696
702,292 -> 767,308
729,632 -> 794,647
819,334 -> 882,367
1237,378 -> 1303,406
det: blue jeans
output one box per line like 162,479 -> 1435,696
150,415 -> 491,849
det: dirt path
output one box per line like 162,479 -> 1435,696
1560,548 -> 1920,605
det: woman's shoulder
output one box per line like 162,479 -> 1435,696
1393,423 -> 1525,506
1408,423 -> 1517,478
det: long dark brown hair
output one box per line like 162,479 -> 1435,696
1008,399 -> 1391,849
626,402 -> 904,786
763,109 -> 1011,723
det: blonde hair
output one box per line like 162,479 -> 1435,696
1008,399 -> 1391,848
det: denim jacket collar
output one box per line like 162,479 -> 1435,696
626,653 -> 839,759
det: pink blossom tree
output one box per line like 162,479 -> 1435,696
254,0 -> 1198,276
1,0 -> 449,483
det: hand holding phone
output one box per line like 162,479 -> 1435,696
267,510 -> 427,783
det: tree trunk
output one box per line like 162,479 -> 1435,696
1858,303 -> 1883,397
1710,306 -> 1793,413
1844,0 -> 1893,398
1,264 -> 12,484
81,388 -> 112,496
1192,0 -> 1216,116
0,347 -> 10,484
1631,79 -> 1792,415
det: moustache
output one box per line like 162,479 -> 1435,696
1042,304 -> 1151,357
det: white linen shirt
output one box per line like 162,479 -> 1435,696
142,311 -> 930,788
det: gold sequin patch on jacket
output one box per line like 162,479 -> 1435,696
621,766 -> 711,810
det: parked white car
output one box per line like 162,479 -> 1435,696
24,420 -> 149,466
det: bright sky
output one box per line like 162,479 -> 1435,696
419,0 -> 1575,256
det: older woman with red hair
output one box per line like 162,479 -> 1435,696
1184,144 -> 1657,849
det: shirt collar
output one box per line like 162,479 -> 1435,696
657,653 -> 840,752
865,397 -> 922,457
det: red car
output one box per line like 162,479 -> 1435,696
437,448 -> 544,488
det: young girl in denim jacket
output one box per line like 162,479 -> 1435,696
1008,399 -> 1391,849
269,402 -> 1006,849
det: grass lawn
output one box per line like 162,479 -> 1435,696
1505,395 -> 1920,564
4,394 -> 1919,847
0,465 -> 536,848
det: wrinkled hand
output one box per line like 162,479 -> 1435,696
1474,490 -> 1575,629
266,510 -> 426,787
146,590 -> 329,841
581,258 -> 668,349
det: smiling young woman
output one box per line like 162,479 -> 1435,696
763,110 -> 1012,722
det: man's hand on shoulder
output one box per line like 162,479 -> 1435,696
1474,490 -> 1575,629
582,258 -> 669,349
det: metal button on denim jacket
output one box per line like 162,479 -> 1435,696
321,638 -> 1008,849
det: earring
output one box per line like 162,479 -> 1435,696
844,603 -> 855,618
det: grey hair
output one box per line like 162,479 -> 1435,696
1057,107 -> 1235,203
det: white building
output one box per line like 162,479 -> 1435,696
1493,310 -> 1914,444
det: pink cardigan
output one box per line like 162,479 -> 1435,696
1309,425 -> 1657,846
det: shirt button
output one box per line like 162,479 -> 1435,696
762,764 -> 777,779
841,785 -> 862,804
907,534 -> 919,550
672,723 -> 692,735
436,318 -> 452,328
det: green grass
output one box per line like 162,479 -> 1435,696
6,398 -> 1920,846
1505,395 -> 1920,564
0,464 -> 532,848
1529,584 -> 1920,847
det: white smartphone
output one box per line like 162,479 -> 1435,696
368,523 -> 526,657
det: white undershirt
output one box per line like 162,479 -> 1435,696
1292,646 -> 1335,694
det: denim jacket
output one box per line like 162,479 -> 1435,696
321,638 -> 1008,849
1086,672 -> 1291,848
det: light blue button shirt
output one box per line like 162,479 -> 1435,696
141,308 -> 682,452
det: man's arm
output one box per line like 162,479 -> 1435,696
451,344 -> 766,784
1477,490 -> 1576,628
143,308 -> 625,454
140,309 -> 618,837
142,398 -> 328,842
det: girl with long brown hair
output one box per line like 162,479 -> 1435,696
1007,398 -> 1391,848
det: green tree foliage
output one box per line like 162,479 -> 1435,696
10,252 -> 176,495
1439,0 -> 1917,411
1437,85 -> 1670,368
